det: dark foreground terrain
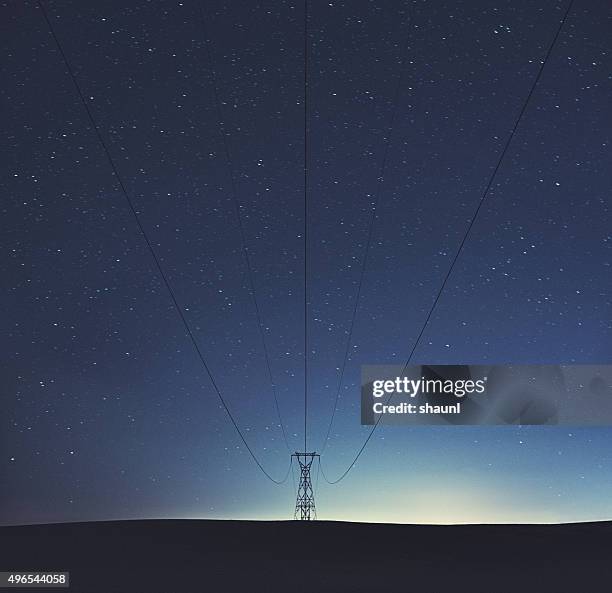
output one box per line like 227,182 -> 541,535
2,519 -> 612,592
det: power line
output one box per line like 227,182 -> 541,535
319,4 -> 412,455
290,455 -> 297,496
304,0 -> 309,453
38,0 -> 291,485
321,0 -> 575,485
197,3 -> 292,453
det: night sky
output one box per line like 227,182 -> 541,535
2,0 -> 611,525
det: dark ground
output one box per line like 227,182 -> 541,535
1,519 -> 611,592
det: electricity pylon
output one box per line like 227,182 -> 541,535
292,452 -> 319,520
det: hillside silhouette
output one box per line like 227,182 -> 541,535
2,519 -> 611,592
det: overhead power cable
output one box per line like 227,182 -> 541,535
319,4 -> 412,455
320,0 -> 575,484
304,0 -> 309,453
198,4 -> 292,453
290,455 -> 297,496
38,0 -> 291,485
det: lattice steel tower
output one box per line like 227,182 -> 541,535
292,452 -> 319,520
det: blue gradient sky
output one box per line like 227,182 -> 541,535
2,0 -> 611,525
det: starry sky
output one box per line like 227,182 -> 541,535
2,0 -> 611,525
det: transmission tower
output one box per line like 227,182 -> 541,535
292,452 -> 319,520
